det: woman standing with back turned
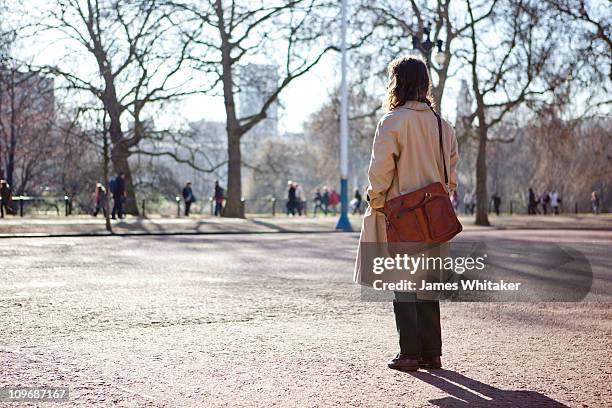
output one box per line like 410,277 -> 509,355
354,56 -> 459,371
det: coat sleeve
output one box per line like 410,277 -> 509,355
446,123 -> 459,192
366,116 -> 400,209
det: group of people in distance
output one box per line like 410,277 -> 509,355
91,175 -> 226,219
287,182 -> 366,216
92,173 -> 127,219
528,188 -> 561,215
179,180 -> 225,217
286,181 -> 306,216
311,186 -> 338,216
460,190 -> 502,215
3,174 -> 598,219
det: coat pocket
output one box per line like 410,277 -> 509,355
387,207 -> 426,242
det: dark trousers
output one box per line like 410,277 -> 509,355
93,203 -> 107,217
214,202 -> 223,216
1,201 -> 9,217
286,200 -> 296,215
185,201 -> 192,216
313,203 -> 327,216
393,292 -> 442,357
111,195 -> 124,219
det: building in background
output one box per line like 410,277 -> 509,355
237,63 -> 280,159
455,79 -> 472,133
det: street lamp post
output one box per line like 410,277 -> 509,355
411,23 -> 446,67
336,0 -> 352,231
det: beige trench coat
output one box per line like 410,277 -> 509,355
353,101 -> 459,284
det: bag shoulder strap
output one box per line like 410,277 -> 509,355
432,109 -> 448,185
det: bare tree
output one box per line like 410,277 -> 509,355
358,0 -> 498,115
545,0 -> 611,112
0,65 -> 56,194
462,0 -> 556,225
180,0 -> 368,217
547,0 -> 611,80
29,0 -> 203,214
304,85 -> 380,191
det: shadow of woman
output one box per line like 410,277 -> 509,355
409,369 -> 569,407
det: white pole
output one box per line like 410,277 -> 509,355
336,0 -> 352,231
339,0 -> 348,179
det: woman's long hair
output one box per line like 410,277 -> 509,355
384,56 -> 434,111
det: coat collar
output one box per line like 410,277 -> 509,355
400,101 -> 431,111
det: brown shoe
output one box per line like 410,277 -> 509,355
387,354 -> 419,371
418,356 -> 442,369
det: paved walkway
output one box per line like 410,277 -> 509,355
1,232 -> 610,407
0,214 -> 610,237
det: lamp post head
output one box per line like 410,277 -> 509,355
434,40 -> 446,65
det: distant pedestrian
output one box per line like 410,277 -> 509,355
0,180 -> 13,216
182,181 -> 196,216
528,188 -> 537,215
550,190 -> 560,215
295,183 -> 304,216
110,172 -> 126,219
352,188 -> 363,215
313,189 -> 326,216
540,191 -> 550,215
469,190 -> 476,214
92,183 -> 108,217
214,180 -> 224,216
491,192 -> 501,216
322,187 -> 330,215
463,190 -> 472,215
328,189 -> 340,215
286,181 -> 297,216
591,191 -> 600,215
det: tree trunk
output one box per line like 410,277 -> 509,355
110,144 -> 138,216
7,88 -> 16,188
216,0 -> 244,218
102,129 -> 112,233
475,126 -> 489,226
432,86 -> 443,115
224,129 -> 243,218
108,110 -> 138,215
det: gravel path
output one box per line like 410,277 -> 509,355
1,232 -> 610,407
